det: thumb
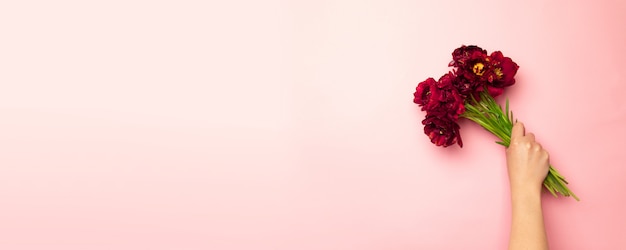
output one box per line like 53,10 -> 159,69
510,122 -> 525,142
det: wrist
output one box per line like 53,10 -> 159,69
510,183 -> 543,202
510,182 -> 543,197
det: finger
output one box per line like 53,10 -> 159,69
526,132 -> 535,142
510,122 -> 525,141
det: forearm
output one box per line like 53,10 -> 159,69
508,187 -> 548,250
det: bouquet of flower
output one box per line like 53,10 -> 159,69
413,45 -> 578,200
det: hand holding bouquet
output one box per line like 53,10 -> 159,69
413,45 -> 578,200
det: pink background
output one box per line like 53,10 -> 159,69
1,0 -> 625,249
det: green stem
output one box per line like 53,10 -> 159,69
461,92 -> 579,201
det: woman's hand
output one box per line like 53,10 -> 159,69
506,122 -> 550,193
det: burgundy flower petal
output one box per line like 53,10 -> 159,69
424,73 -> 466,120
414,78 -> 436,109
450,45 -> 488,68
422,115 -> 463,147
483,51 -> 520,97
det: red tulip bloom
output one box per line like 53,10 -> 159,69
422,115 -> 463,147
413,77 -> 436,109
483,51 -> 519,97
426,73 -> 465,120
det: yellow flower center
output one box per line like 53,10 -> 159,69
472,63 -> 485,76
494,68 -> 503,79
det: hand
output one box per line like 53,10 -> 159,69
506,122 -> 550,193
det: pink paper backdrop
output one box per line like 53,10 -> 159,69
1,0 -> 625,249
